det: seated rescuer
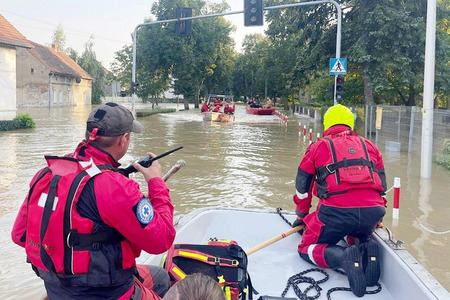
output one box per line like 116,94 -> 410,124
11,102 -> 176,300
292,104 -> 387,297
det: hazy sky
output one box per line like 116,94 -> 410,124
1,0 -> 265,68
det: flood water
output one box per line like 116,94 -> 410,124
0,103 -> 449,299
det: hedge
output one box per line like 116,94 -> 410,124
136,108 -> 176,117
0,114 -> 36,131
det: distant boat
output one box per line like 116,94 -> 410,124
137,207 -> 449,300
246,106 -> 276,115
202,111 -> 234,122
202,94 -> 235,122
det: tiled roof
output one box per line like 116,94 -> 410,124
0,14 -> 32,48
29,41 -> 93,80
54,49 -> 93,80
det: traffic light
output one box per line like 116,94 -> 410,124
175,8 -> 192,35
244,0 -> 264,26
130,81 -> 139,94
335,75 -> 344,101
327,84 -> 334,99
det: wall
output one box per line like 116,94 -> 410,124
16,47 -> 49,107
16,48 -> 92,107
0,47 -> 17,120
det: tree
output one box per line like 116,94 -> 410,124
72,37 -> 106,104
51,23 -> 66,52
110,45 -> 133,92
132,0 -> 235,109
262,0 -> 450,107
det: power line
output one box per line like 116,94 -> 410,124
2,10 -> 129,44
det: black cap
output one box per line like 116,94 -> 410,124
86,102 -> 142,136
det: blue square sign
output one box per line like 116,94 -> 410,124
330,58 -> 347,75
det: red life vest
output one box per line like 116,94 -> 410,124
25,155 -> 128,285
315,133 -> 384,199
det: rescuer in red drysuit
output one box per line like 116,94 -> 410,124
11,102 -> 176,300
292,104 -> 387,297
212,105 -> 221,112
201,102 -> 209,112
224,103 -> 235,115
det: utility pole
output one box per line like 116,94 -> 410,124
420,0 -> 437,178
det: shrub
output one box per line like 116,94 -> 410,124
15,114 -> 36,128
136,108 -> 176,117
435,139 -> 450,170
0,114 -> 35,131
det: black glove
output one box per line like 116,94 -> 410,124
293,209 -> 307,235
292,217 -> 305,228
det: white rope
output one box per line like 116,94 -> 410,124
386,184 -> 450,234
384,185 -> 394,194
402,188 -> 450,235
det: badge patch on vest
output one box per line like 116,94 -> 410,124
348,147 -> 356,154
136,198 -> 154,225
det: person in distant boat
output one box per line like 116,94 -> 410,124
212,105 -> 221,112
291,104 -> 387,297
249,98 -> 261,108
263,98 -> 273,108
223,103 -> 234,115
163,273 -> 226,300
11,102 -> 176,300
201,102 -> 209,112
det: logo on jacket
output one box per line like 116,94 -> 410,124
348,147 -> 356,154
136,198 -> 154,225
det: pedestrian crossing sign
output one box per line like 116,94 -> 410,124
329,58 -> 347,75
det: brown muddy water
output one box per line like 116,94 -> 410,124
0,103 -> 448,299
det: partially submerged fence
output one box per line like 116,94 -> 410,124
293,105 -> 450,163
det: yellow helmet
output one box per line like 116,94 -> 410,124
323,104 -> 354,131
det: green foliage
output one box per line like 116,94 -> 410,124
111,0 -> 235,109
435,139 -> 450,170
70,38 -> 106,104
0,114 -> 35,131
136,108 -> 176,117
110,45 -> 133,92
51,23 -> 66,52
110,0 -> 450,108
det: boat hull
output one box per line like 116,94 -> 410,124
203,111 -> 234,122
246,106 -> 275,115
137,208 -> 448,299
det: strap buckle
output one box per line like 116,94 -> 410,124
66,230 -> 77,248
325,163 -> 336,174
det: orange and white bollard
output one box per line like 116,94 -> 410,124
309,129 -> 312,141
392,177 -> 401,219
298,122 -> 302,135
303,125 -> 307,136
316,132 -> 321,141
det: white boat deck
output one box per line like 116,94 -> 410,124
137,208 -> 449,299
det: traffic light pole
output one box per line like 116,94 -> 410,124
263,1 -> 342,105
131,0 -> 342,112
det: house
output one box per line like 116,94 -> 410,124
0,14 -> 32,120
16,42 -> 93,107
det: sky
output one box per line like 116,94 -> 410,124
1,0 -> 266,69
